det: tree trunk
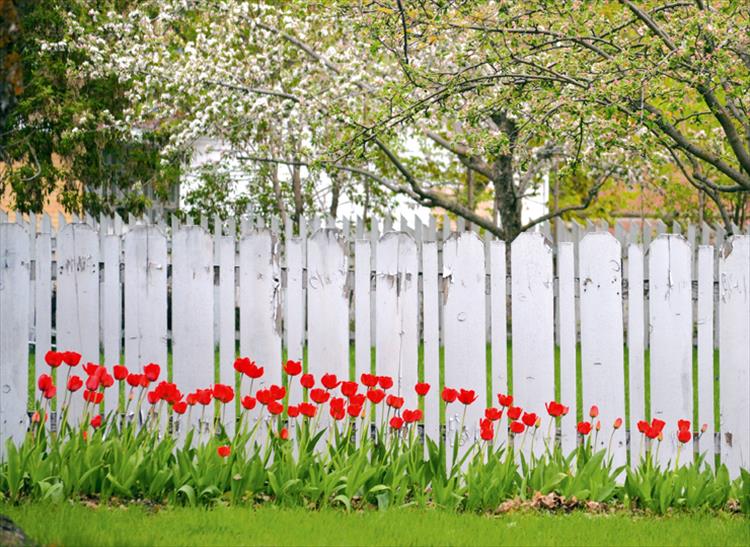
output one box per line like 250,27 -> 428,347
329,171 -> 341,218
270,163 -> 287,226
465,167 -> 474,230
489,111 -> 523,241
292,162 -> 303,230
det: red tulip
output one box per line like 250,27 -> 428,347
595,420 -> 601,431
360,373 -> 377,387
589,405 -> 599,419
677,429 -> 692,444
507,406 -> 522,421
287,405 -> 300,418
299,402 -> 317,418
441,387 -> 458,403
147,390 -> 159,405
522,412 -> 538,427
378,376 -> 394,390
268,401 -> 284,415
85,374 -> 100,392
37,373 -> 53,392
330,405 -> 346,421
367,388 -> 386,404
485,407 -> 503,421
212,383 -> 234,404
480,425 -> 494,441
509,421 -> 525,434
196,389 -> 212,405
637,420 -> 649,433
143,363 -> 160,382
83,389 -> 103,404
403,409 -> 423,423
389,416 -> 404,430
341,381 -> 358,398
310,388 -> 330,404
90,415 -> 102,429
701,423 -> 708,433
614,417 -> 623,430
234,357 -> 250,374
62,351 -> 81,366
677,419 -> 691,432
43,385 -> 56,399
284,360 -> 302,376
577,421 -> 592,435
280,427 -> 289,440
321,373 -> 340,390
458,389 -> 477,405
113,365 -> 128,381
44,350 -> 63,368
300,373 -> 315,389
126,373 -> 141,388
415,382 -> 430,396
497,393 -> 513,407
186,393 -> 198,406
350,393 -> 366,407
645,418 -> 666,440
245,362 -> 264,379
386,395 -> 404,409
217,445 -> 231,458
100,373 -> 115,388
256,389 -> 272,405
241,396 -> 256,410
347,404 -> 363,418
545,400 -> 565,417
67,375 -> 83,392
269,384 -> 286,401
173,401 -> 187,414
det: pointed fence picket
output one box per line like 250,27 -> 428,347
1,213 -> 749,478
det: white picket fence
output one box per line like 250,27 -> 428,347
0,212 -> 748,477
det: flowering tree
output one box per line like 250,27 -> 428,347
47,0 -> 748,237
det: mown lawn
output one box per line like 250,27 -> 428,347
1,503 -> 747,547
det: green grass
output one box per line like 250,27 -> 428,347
1,503 -> 747,547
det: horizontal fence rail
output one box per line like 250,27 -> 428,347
0,212 -> 748,477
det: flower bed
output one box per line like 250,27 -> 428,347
1,351 -> 748,514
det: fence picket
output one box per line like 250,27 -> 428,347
489,240 -> 507,404
511,232 -> 554,456
718,236 -> 750,475
422,241 -> 440,448
101,234 -> 121,415
172,227 -> 214,434
696,245 -> 714,463
579,233 -> 626,465
649,235 -> 693,466
627,244 -> 646,462
376,233 -> 418,407
0,224 -> 30,455
354,239 -> 371,382
57,223 -> 100,421
558,242 -> 576,453
443,233 -> 486,458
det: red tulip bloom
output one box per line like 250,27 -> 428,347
347,404 -> 363,418
386,395 -> 404,409
196,389 -> 212,406
595,420 -> 601,431
321,373 -> 341,390
522,412 -> 538,427
310,388 -> 330,404
256,389 -> 272,405
85,374 -> 100,392
389,416 -> 404,430
300,373 -> 315,389
90,415 -> 102,429
497,393 -> 513,407
83,390 -> 103,404
545,401 -> 565,417
44,350 -> 63,368
509,421 -> 525,434
126,373 -> 141,388
43,385 -> 57,399
299,402 -> 317,418
100,373 -> 115,389
234,357 -> 251,374
186,393 -> 198,406
217,445 -> 231,458
284,360 -> 302,376
330,405 -> 346,421
267,401 -> 284,415
360,373 -> 377,387
62,351 -> 81,367
507,406 -> 522,421
577,421 -> 592,435
350,393 -> 366,407
637,420 -> 649,433
269,384 -> 286,400
173,401 -> 187,414
458,389 -> 477,405
213,383 -> 234,404
485,407 -> 503,421
241,396 -> 257,410
480,424 -> 494,441
246,362 -> 264,379
646,418 -> 666,439
402,409 -> 423,423
67,375 -> 83,392
589,405 -> 599,419
614,417 -> 623,430
367,388 -> 386,404
341,381 -> 358,398
147,390 -> 160,405
280,427 -> 289,440
441,387 -> 458,403
677,429 -> 692,444
111,365 -> 127,380
287,405 -> 300,418
378,376 -> 394,390
330,397 -> 346,413
677,419 -> 691,432
37,373 -> 53,392
143,363 -> 160,382
415,382 -> 430,396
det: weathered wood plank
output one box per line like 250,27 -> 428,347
101,234 -> 121,415
557,242 -> 576,453
354,239 -> 371,382
422,241 -> 440,446
627,244 -> 646,462
489,240 -> 507,403
696,245 -> 714,464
